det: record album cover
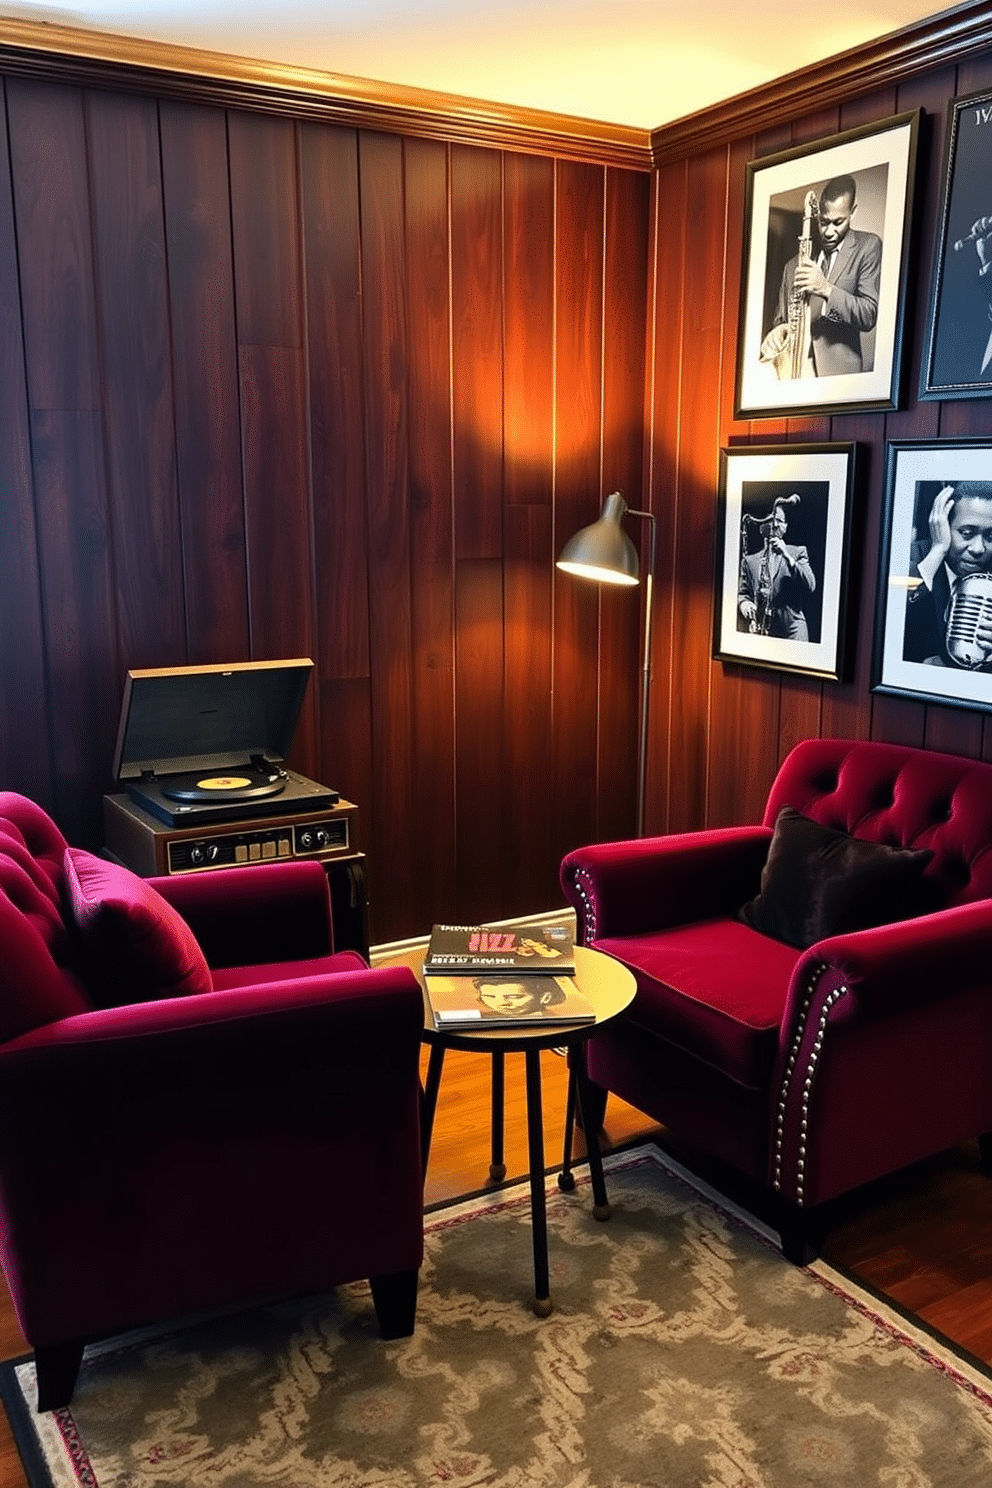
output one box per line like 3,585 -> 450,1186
424,919 -> 575,976
424,972 -> 593,1030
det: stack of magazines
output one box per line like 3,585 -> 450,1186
423,919 -> 594,1030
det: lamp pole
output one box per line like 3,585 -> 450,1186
628,508 -> 656,839
557,493 -> 656,838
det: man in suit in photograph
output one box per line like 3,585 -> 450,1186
738,499 -> 816,641
904,482 -> 992,668
761,174 -> 882,378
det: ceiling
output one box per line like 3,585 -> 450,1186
1,0 -> 954,130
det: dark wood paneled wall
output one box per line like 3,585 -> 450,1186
3,18 -> 991,944
643,45 -> 992,840
0,67 -> 648,942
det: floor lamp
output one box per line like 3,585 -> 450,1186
556,491 -> 656,838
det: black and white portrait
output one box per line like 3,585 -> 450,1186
922,89 -> 992,399
715,444 -> 856,682
736,112 -> 919,419
758,165 -> 887,383
736,482 -> 827,644
874,442 -> 992,714
902,481 -> 992,670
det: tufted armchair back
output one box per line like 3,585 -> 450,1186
0,792 -> 91,1041
765,738 -> 992,911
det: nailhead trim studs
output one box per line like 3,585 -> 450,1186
773,969 -> 849,1205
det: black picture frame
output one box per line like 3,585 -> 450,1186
873,440 -> 992,713
735,111 -> 920,420
714,443 -> 858,682
920,89 -> 992,400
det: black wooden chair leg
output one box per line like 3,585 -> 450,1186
369,1268 -> 419,1339
777,1205 -> 825,1266
34,1339 -> 84,1412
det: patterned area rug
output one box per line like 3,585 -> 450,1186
4,1144 -> 992,1487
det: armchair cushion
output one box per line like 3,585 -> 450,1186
63,848 -> 213,1006
597,918 -> 801,1089
737,807 -> 933,949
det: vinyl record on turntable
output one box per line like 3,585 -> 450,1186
162,772 -> 286,804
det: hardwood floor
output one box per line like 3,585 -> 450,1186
2,1046 -> 990,1485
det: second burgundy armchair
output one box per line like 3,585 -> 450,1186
561,738 -> 992,1262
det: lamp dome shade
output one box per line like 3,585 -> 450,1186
556,491 -> 640,585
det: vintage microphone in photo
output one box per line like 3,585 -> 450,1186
952,215 -> 992,252
946,572 -> 992,668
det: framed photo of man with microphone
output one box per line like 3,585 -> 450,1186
873,441 -> 992,715
735,110 -> 920,420
920,87 -> 992,400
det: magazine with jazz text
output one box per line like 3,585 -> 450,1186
424,972 -> 594,1030
424,919 -> 575,976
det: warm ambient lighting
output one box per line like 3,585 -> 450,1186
556,491 -> 657,838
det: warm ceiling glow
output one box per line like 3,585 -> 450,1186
0,1 -> 952,131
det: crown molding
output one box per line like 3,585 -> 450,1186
3,4 -> 987,176
0,18 -> 653,171
650,0 -> 992,168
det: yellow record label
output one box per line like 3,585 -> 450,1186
197,775 -> 252,790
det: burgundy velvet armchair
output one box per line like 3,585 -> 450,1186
0,792 -> 425,1410
561,738 -> 992,1262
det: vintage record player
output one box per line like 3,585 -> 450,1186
109,658 -> 339,828
102,658 -> 368,953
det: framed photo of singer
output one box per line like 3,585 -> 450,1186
713,443 -> 858,682
734,110 -> 921,420
920,88 -> 992,400
872,440 -> 992,715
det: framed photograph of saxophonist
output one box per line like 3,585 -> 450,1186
920,88 -> 992,399
714,443 -> 857,681
872,441 -> 992,714
734,110 -> 920,420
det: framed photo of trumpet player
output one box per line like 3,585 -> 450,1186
735,110 -> 920,420
920,89 -> 992,400
714,443 -> 857,681
873,441 -> 992,714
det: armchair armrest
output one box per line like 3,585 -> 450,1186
561,826 -> 772,941
788,898 -> 992,1025
773,900 -> 992,1208
0,964 -> 423,1142
151,859 -> 335,966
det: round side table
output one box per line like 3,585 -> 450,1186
382,942 -> 635,1315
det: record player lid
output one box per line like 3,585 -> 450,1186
112,658 -> 314,783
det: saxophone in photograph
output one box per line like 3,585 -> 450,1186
764,190 -> 818,381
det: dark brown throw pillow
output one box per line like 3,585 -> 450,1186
738,806 -> 933,949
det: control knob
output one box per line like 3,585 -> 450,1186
299,827 -> 330,851
189,842 -> 220,866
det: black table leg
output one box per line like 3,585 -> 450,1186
421,1043 -> 445,1176
490,1050 -> 506,1181
524,1046 -> 553,1316
574,1043 -> 612,1221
